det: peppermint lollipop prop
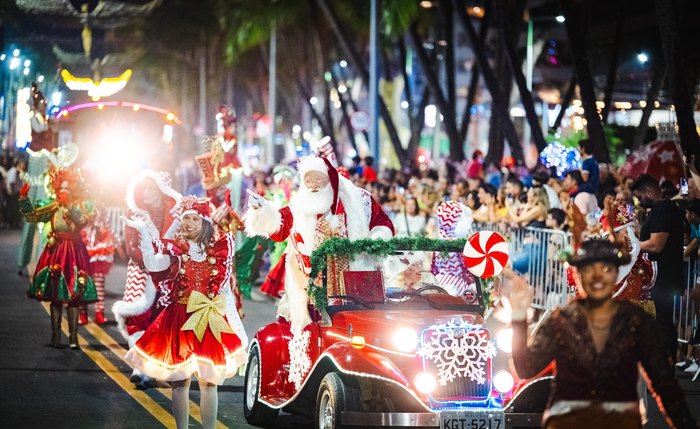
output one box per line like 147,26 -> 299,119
463,231 -> 510,278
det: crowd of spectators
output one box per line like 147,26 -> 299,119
0,153 -> 24,230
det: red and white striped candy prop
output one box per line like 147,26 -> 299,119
463,231 -> 509,278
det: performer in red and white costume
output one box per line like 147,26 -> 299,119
600,204 -> 657,311
112,170 -> 181,385
124,196 -> 247,429
245,156 -> 394,333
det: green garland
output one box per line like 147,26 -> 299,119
307,236 -> 466,308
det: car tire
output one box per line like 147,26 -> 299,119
315,372 -> 359,429
243,345 -> 279,426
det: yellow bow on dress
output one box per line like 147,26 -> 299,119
181,291 -> 235,343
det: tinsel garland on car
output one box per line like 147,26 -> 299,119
307,236 -> 466,309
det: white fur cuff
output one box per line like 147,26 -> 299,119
368,225 -> 393,240
244,203 -> 282,238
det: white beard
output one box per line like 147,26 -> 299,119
289,184 -> 334,252
293,184 -> 333,215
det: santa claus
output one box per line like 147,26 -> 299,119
245,156 -> 394,332
112,170 -> 181,386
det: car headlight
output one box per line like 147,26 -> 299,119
392,327 -> 419,353
415,372 -> 437,394
493,370 -> 515,393
495,328 -> 513,353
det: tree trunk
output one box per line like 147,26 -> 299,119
331,71 -> 359,153
654,0 -> 700,169
552,73 -> 577,132
408,25 -> 462,161
562,0 -> 610,163
460,4 -> 490,152
315,0 -> 409,164
297,77 -> 334,140
452,0 -> 524,166
601,14 -> 624,124
442,0 -> 463,161
499,0 -> 547,154
632,63 -> 664,149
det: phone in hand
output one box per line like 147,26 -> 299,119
681,178 -> 689,196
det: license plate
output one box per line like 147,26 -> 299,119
440,411 -> 505,429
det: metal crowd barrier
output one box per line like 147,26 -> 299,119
676,257 -> 699,347
472,222 -> 697,344
470,223 -> 572,311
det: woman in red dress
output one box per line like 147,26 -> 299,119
124,196 -> 247,429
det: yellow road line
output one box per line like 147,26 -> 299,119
40,303 -> 229,429
40,303 -> 174,428
82,321 -> 228,428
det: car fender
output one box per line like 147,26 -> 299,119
252,321 -> 292,402
306,342 -> 432,412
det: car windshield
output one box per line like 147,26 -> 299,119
327,250 -> 483,311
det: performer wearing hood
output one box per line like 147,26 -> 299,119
112,170 -> 181,386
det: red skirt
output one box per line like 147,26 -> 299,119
125,302 -> 246,385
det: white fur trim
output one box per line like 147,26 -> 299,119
220,232 -> 248,348
339,177 -> 370,240
297,156 -> 328,178
125,170 -> 182,214
368,225 -> 393,240
615,225 -> 640,285
454,206 -> 474,238
112,271 -> 157,342
283,249 -> 313,333
244,201 -> 282,238
180,209 -> 213,224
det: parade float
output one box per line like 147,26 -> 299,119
243,235 -> 549,428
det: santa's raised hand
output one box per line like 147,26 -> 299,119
246,188 -> 268,210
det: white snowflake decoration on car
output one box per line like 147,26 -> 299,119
417,320 -> 496,386
287,330 -> 311,390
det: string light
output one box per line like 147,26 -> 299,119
540,142 -> 582,177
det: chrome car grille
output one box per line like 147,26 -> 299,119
419,325 -> 492,401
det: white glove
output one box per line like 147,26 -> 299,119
246,189 -> 268,210
122,215 -> 148,233
502,269 -> 533,322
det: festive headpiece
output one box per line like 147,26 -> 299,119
177,195 -> 213,224
435,201 -> 473,239
297,156 -> 340,214
600,204 -> 635,233
48,167 -> 83,195
272,164 -> 296,184
566,238 -> 631,267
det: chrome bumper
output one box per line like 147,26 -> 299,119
342,411 -> 542,427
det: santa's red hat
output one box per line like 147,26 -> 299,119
177,195 -> 213,223
297,156 -> 340,214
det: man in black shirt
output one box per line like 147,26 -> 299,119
632,174 -> 685,359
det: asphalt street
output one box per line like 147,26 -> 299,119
0,228 -> 698,428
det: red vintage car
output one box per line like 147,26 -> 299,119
243,238 -> 550,428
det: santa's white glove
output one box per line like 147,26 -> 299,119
246,189 -> 268,210
502,269 -> 533,322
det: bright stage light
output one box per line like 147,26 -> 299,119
637,52 -> 648,64
51,92 -> 62,105
555,15 -> 565,23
